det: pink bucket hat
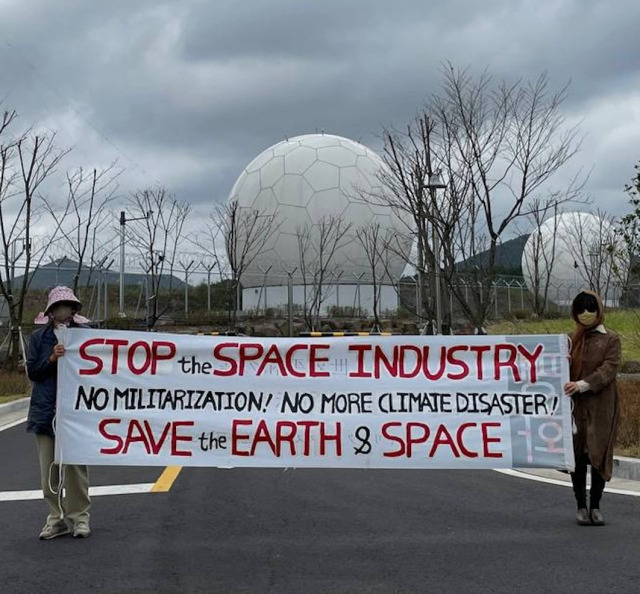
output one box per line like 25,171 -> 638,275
44,286 -> 82,314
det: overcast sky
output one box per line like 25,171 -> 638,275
1,0 -> 639,233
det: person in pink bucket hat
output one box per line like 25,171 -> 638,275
26,286 -> 92,539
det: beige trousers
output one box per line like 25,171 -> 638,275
35,434 -> 91,526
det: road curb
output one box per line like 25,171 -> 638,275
0,396 -> 29,416
613,456 -> 640,481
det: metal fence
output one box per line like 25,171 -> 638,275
1,261 -> 635,326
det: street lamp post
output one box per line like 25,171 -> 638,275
425,170 -> 447,334
119,210 -> 151,317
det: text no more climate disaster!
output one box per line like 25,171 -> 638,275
75,388 -> 556,417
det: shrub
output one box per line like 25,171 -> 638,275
328,306 -> 364,318
620,360 -> 640,374
617,376 -> 640,450
543,309 -> 566,320
0,370 -> 30,400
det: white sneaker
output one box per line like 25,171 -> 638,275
39,521 -> 71,540
73,521 -> 91,538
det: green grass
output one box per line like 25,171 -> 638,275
0,394 -> 27,405
488,309 -> 640,363
616,445 -> 640,458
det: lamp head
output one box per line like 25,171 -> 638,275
426,170 -> 447,190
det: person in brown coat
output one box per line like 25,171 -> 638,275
564,290 -> 620,526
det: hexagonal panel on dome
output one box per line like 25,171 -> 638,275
248,188 -> 279,212
273,174 -> 314,207
368,212 -> 394,229
356,155 -> 383,185
278,204 -> 314,233
317,145 -> 358,168
284,146 -> 317,175
360,198 -> 393,217
259,156 -> 285,188
272,139 -> 302,158
339,201 -> 377,224
245,148 -> 275,174
338,165 -> 370,199
305,188 -> 349,223
388,207 -> 411,232
273,231 -> 309,263
297,134 -> 342,149
304,160 -> 339,192
339,138 -> 368,156
231,170 -> 261,204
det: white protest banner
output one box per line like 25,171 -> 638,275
54,329 -> 574,470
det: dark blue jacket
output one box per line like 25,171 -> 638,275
26,323 -> 85,436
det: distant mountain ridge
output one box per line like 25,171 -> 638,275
12,258 -> 182,290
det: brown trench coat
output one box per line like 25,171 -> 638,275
571,329 -> 620,481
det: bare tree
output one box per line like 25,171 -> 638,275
297,215 -> 352,330
44,163 -> 121,294
124,187 -> 191,329
210,200 -> 280,323
0,109 -> 69,365
373,116 -> 442,325
371,65 -> 583,330
355,222 -> 397,329
520,197 -> 562,316
564,210 -> 624,304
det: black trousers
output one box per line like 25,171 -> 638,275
570,452 -> 606,509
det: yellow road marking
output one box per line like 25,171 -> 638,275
151,466 -> 182,492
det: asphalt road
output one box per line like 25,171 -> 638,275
1,421 -> 639,594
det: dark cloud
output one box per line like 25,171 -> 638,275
0,0 -> 638,220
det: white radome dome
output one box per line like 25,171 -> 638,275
522,211 -> 628,306
228,134 -> 412,287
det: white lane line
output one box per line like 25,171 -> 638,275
0,483 -> 157,503
496,468 -> 640,497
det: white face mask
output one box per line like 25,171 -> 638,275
577,310 -> 598,326
50,304 -> 74,324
